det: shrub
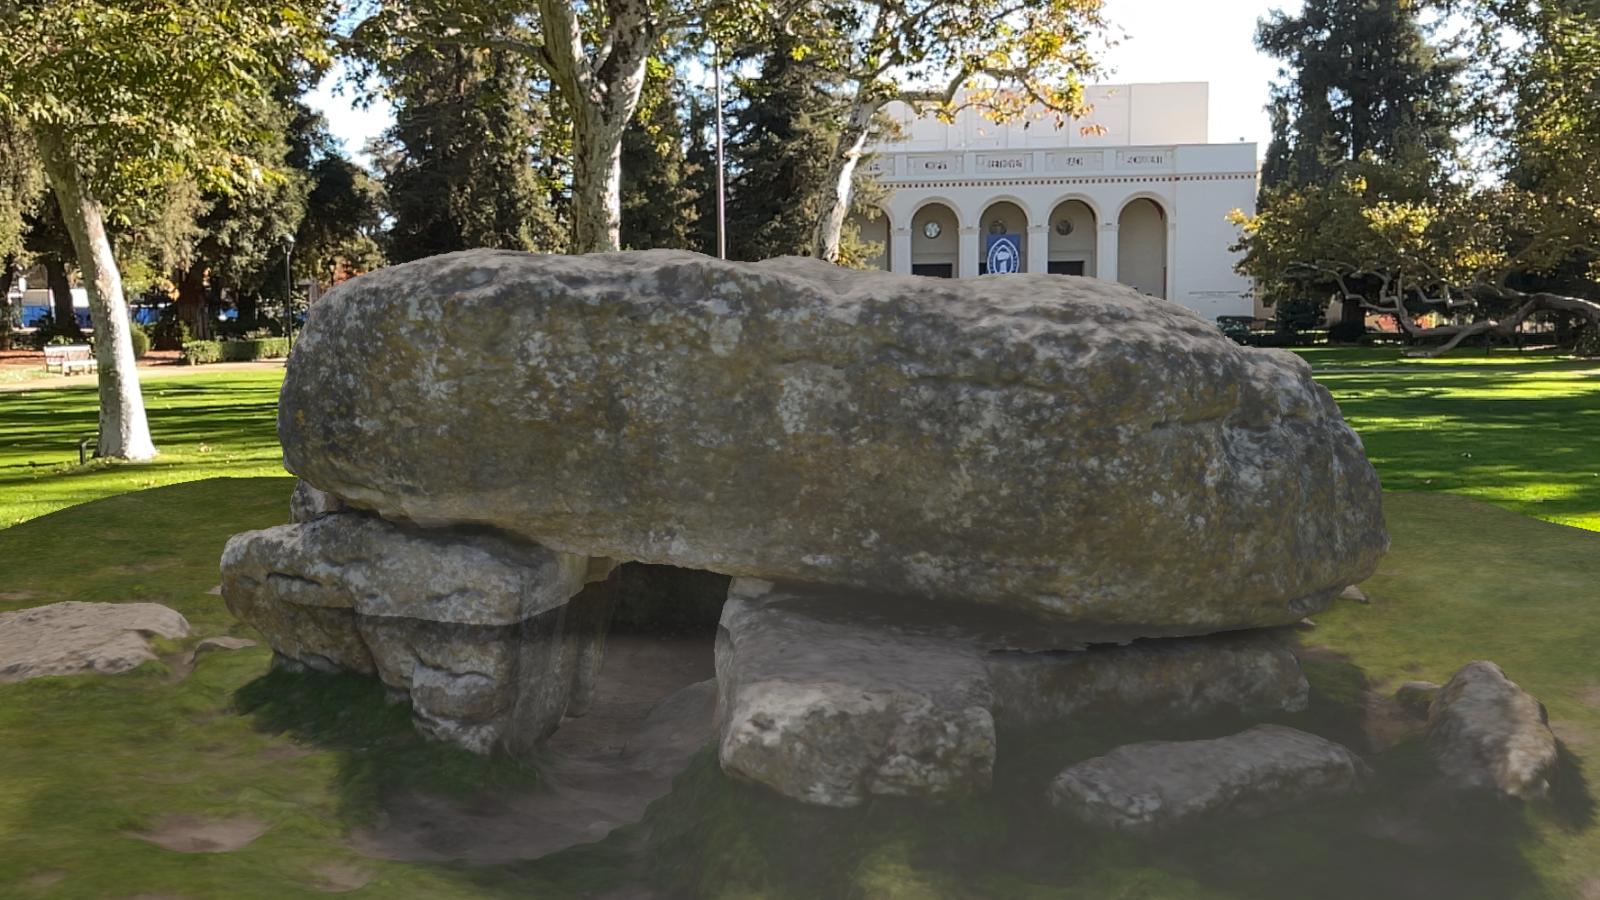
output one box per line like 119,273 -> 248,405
219,337 -> 290,361
1273,296 -> 1326,338
129,324 -> 150,359
181,340 -> 222,365
1329,319 -> 1367,343
1576,321 -> 1600,358
1215,316 -> 1254,344
182,337 -> 290,365
28,313 -> 86,350
149,310 -> 191,351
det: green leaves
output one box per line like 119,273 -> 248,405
0,0 -> 331,204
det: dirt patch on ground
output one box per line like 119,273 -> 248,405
1363,691 -> 1425,751
350,634 -> 716,864
305,861 -> 375,893
0,590 -> 39,603
25,870 -> 66,890
131,815 -> 271,853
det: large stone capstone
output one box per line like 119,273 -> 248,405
278,249 -> 1386,634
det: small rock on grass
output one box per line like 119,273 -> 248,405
1425,661 -> 1557,799
1049,724 -> 1369,833
194,636 -> 259,657
1339,584 -> 1371,604
0,601 -> 189,684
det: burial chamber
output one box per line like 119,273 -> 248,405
221,249 -> 1388,805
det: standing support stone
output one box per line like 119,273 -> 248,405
714,579 -> 1312,807
221,510 -> 617,756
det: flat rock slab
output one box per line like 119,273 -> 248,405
0,602 -> 190,683
131,815 -> 271,853
222,509 -> 595,627
1049,724 -> 1369,833
351,635 -> 715,864
715,579 -> 1309,808
280,249 -> 1386,635
1426,661 -> 1557,799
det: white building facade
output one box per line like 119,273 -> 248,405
850,82 -> 1258,322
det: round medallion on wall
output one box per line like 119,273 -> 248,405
1055,218 -> 1074,236
922,221 -> 942,239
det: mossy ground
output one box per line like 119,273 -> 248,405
0,359 -> 1597,897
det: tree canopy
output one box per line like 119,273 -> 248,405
0,0 -> 329,458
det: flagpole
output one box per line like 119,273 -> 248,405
713,41 -> 726,260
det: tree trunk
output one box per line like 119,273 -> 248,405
0,255 -> 14,350
237,291 -> 258,329
532,0 -> 651,255
43,255 -> 81,336
811,100 -> 877,263
175,266 -> 209,340
1340,297 -> 1364,336
35,124 -> 157,461
570,110 -> 626,253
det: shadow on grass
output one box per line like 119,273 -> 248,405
604,647 -> 1570,900
233,667 -> 539,824
1551,740 -> 1597,831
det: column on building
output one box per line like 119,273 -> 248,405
958,227 -> 980,278
890,227 -> 912,275
1097,222 -> 1119,282
1026,224 -> 1049,274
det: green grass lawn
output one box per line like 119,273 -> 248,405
1289,345 -> 1590,369
2,481 -> 1596,898
0,369 -> 287,527
2,358 -> 1599,897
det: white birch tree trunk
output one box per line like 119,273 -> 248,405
570,109 -> 627,253
534,0 -> 652,254
35,124 -> 157,461
811,100 -> 878,262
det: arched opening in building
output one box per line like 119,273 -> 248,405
847,208 -> 891,271
1117,198 -> 1167,298
1046,199 -> 1097,277
910,202 -> 959,278
977,200 -> 1028,275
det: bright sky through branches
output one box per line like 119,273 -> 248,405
309,0 -> 1302,167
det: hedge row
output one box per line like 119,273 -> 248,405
181,337 -> 290,365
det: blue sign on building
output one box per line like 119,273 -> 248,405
985,233 -> 1022,274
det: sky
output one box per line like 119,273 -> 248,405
308,0 -> 1304,166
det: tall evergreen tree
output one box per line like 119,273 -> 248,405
376,43 -> 560,262
619,62 -> 700,251
1253,0 -> 1465,332
1257,0 -> 1464,191
723,46 -> 843,262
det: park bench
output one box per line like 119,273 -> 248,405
43,344 -> 96,376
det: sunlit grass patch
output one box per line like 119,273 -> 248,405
0,369 -> 288,526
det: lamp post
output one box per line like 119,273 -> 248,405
282,233 -> 296,347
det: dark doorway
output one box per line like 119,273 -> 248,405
912,263 -> 955,279
1048,260 -> 1087,276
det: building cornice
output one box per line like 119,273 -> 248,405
886,172 -> 1259,191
